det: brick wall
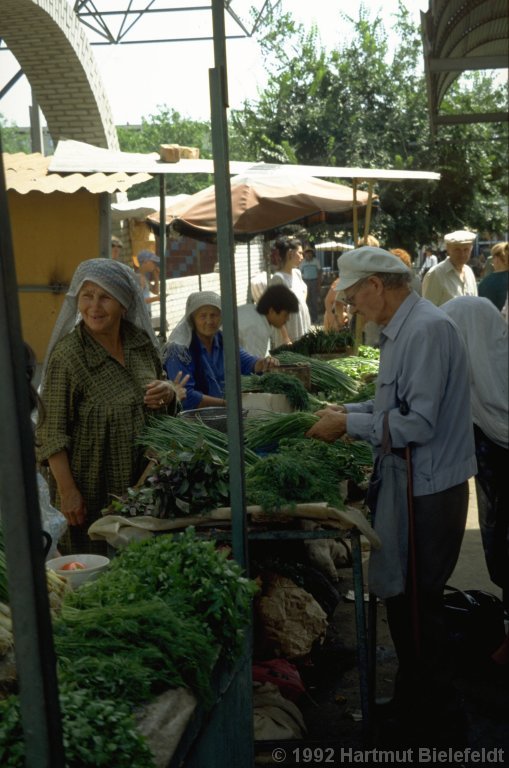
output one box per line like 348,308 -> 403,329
157,239 -> 266,333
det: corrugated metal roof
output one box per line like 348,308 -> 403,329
2,152 -> 152,194
422,0 -> 509,131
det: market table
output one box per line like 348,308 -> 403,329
89,503 -> 381,750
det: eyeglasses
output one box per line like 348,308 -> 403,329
343,278 -> 369,307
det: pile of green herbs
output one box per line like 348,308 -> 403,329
245,437 -> 372,512
327,346 -> 379,404
328,355 -> 379,382
271,328 -> 353,355
241,371 -> 311,411
107,441 -> 230,518
0,530 -> 257,767
0,686 -> 154,768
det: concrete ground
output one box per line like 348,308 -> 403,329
450,478 -> 503,598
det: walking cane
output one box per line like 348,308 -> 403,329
405,444 -> 421,659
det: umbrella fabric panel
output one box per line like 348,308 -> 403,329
147,173 -> 375,239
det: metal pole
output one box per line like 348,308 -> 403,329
197,246 -> 202,291
209,0 -> 248,572
351,530 -> 372,744
29,89 -> 43,154
159,175 -> 167,340
247,240 -> 252,302
0,133 -> 65,767
362,181 -> 375,242
352,179 -> 359,246
210,6 -> 253,765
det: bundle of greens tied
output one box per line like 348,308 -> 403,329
0,529 -> 257,768
271,328 -> 354,356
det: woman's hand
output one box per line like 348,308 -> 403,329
59,486 -> 87,527
47,451 -> 86,526
145,374 -> 190,409
254,356 -> 280,373
172,371 -> 190,402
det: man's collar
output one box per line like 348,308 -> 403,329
380,292 -> 420,342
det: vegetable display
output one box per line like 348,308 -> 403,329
0,687 -> 154,768
271,328 -> 354,356
0,530 -> 257,767
107,442 -> 230,519
273,351 -> 358,398
245,437 -> 372,511
139,414 -> 259,466
244,412 -> 319,452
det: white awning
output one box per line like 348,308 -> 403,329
49,140 -> 440,182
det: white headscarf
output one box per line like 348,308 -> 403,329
166,291 -> 222,348
41,258 -> 159,385
442,296 -> 508,448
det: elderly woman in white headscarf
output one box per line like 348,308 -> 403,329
442,297 -> 508,619
163,291 -> 278,411
36,259 -> 187,554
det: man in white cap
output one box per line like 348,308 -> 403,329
307,246 -> 476,743
422,229 -> 477,306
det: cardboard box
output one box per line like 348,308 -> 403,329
242,392 -> 293,415
159,144 -> 200,162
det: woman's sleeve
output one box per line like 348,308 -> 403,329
35,351 -> 74,463
239,347 -> 259,375
163,345 -> 203,410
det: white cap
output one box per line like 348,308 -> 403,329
444,230 -> 476,245
336,246 -> 411,293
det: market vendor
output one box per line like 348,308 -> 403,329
306,246 -> 476,742
237,284 -> 299,357
36,258 -> 188,554
163,291 -> 279,410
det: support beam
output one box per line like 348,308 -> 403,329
434,111 -> 508,125
428,54 -> 509,71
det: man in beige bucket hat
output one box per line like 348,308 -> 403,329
422,229 -> 478,306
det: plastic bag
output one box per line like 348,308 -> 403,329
37,473 -> 67,559
443,585 -> 506,660
252,659 -> 306,702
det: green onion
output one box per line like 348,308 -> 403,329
244,412 -> 319,451
139,415 -> 259,466
273,351 -> 359,396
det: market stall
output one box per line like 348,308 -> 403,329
76,346 -> 382,747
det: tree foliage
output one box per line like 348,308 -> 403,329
117,106 -> 214,199
229,2 -> 508,252
0,116 -> 32,153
